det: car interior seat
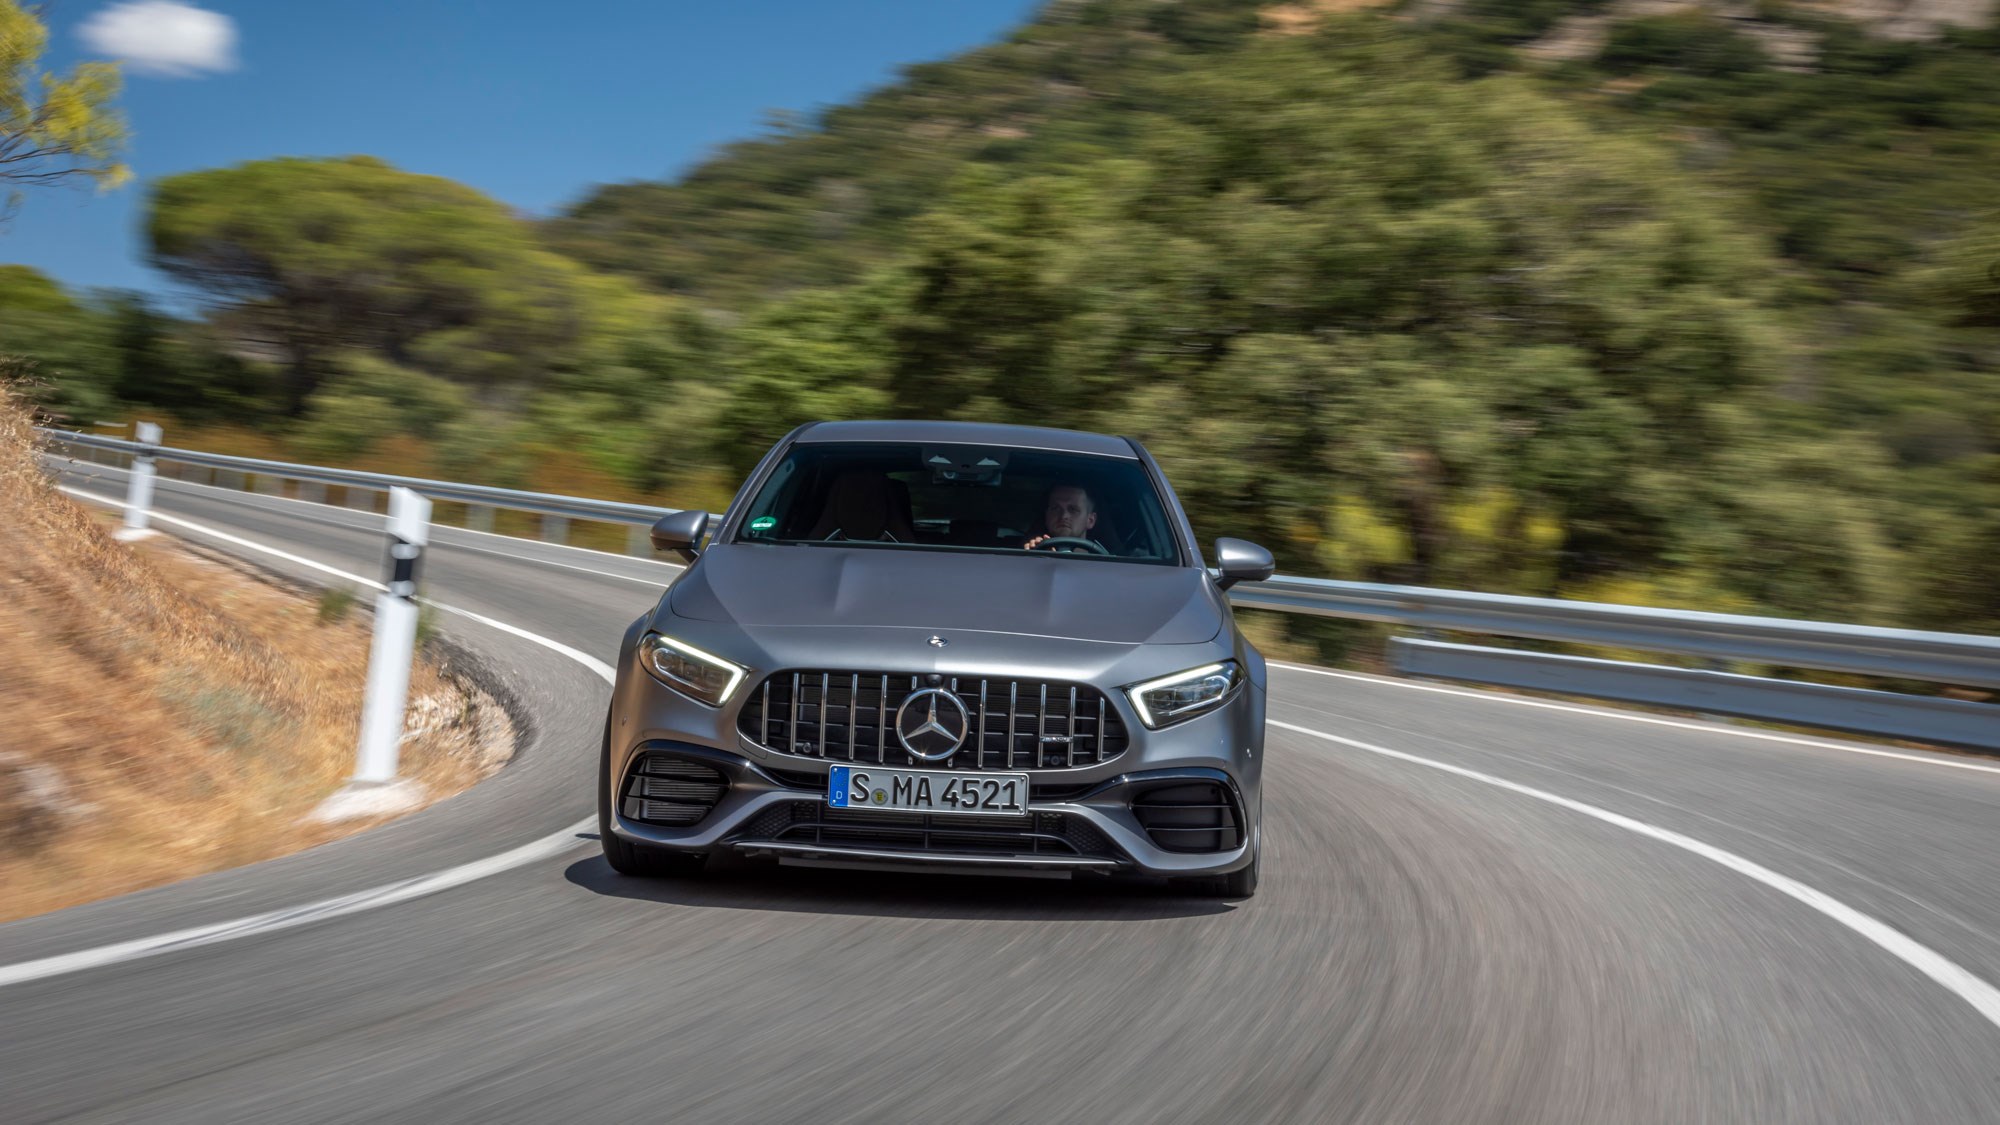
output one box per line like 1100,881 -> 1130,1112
1088,508 -> 1129,554
807,471 -> 916,542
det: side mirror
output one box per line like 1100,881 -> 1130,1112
650,509 -> 709,564
1213,537 -> 1275,591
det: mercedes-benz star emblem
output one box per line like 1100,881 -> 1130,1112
895,687 -> 971,761
927,635 -> 948,648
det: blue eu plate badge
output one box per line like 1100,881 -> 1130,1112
828,765 -> 851,807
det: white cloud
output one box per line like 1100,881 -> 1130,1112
79,1 -> 238,78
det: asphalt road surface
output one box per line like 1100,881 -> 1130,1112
6,456 -> 2000,1123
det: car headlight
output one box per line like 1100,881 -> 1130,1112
638,633 -> 747,707
1124,660 -> 1241,729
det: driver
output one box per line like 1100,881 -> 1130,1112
1024,484 -> 1101,550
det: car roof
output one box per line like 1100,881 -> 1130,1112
795,420 -> 1138,460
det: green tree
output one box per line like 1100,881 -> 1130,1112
147,156 -> 593,413
0,0 -> 127,213
716,282 -> 901,476
1909,457 -> 2000,635
293,355 -> 470,462
838,28 -> 1799,603
0,265 -> 114,421
1921,213 -> 2000,328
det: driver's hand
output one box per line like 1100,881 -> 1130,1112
1024,534 -> 1051,550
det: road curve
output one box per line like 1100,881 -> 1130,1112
5,458 -> 2000,1123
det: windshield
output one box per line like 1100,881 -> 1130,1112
732,441 -> 1182,566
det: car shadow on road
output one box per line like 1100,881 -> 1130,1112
562,855 -> 1237,921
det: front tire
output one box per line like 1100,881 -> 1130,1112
598,714 -> 706,879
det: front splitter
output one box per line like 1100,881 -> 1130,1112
731,840 -> 1125,875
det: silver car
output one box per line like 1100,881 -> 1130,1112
598,420 -> 1275,895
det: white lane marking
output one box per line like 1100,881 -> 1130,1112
430,535 -> 676,588
3,489 -> 616,990
51,461 -> 684,588
1270,661 -> 2000,777
61,484 -> 389,592
59,484 -> 620,683
1282,693 -> 2000,955
427,601 -> 618,683
421,511 -> 685,571
0,820 -> 593,989
1270,719 -> 2000,1032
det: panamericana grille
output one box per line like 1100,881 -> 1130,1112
739,671 -> 1128,771
620,755 -> 728,826
1132,782 -> 1243,854
743,801 -> 1113,858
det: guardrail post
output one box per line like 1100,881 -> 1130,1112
345,486 -> 375,512
466,504 -> 494,533
112,422 -> 162,542
541,514 -> 568,545
298,480 -> 326,504
627,523 -> 650,556
311,486 -> 430,822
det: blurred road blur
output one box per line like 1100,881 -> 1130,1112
5,460 -> 2000,1123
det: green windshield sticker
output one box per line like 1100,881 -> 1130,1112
749,516 -> 777,532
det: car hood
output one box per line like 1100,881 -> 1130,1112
668,543 -> 1224,645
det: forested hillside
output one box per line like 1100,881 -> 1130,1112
6,0 -> 1998,643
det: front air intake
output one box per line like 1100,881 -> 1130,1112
1132,782 -> 1242,854
620,755 -> 727,826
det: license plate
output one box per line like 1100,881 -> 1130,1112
828,765 -> 1029,819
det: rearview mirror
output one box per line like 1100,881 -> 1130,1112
650,509 -> 709,564
1213,537 -> 1274,591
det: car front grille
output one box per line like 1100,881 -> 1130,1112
739,671 -> 1128,771
741,801 -> 1113,858
620,754 -> 728,826
1132,781 -> 1243,853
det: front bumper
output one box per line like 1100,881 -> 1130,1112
608,742 -> 1256,879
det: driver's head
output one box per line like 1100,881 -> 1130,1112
1043,484 -> 1097,540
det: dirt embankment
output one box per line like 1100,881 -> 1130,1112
0,389 -> 512,922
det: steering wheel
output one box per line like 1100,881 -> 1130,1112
1028,536 -> 1109,556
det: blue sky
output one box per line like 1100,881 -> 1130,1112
6,0 -> 1041,297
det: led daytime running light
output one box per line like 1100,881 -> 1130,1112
1125,661 -> 1239,728
640,633 -> 747,707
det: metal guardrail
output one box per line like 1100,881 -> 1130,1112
41,427 -> 705,552
1236,575 -> 2000,690
1390,639 -> 2000,752
1235,579 -> 2000,751
39,427 -> 2000,751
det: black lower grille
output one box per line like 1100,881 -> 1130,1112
1132,782 -> 1242,853
740,801 -> 1113,859
739,670 -> 1128,770
621,755 -> 727,826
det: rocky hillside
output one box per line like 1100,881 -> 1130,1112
1496,1 -> 1994,68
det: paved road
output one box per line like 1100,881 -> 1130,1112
6,458 -> 2000,1123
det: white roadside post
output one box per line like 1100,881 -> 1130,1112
112,421 -> 162,543
310,486 -> 431,823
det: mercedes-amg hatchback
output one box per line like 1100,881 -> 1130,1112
598,420 -> 1274,895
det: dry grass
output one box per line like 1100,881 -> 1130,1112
0,386 -> 511,922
